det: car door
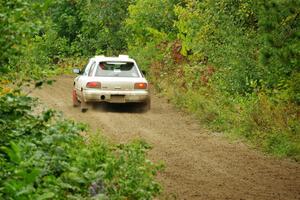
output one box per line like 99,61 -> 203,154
75,59 -> 94,96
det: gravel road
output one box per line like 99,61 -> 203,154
31,75 -> 300,200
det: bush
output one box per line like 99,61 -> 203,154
126,0 -> 178,67
0,92 -> 161,199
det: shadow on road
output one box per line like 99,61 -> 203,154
90,102 -> 146,113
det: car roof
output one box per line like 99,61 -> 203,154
91,55 -> 135,63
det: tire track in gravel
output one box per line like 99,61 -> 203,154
31,75 -> 300,200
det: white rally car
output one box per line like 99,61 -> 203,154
72,55 -> 150,112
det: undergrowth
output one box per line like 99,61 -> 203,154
0,90 -> 161,199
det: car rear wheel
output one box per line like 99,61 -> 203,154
139,97 -> 151,112
80,101 -> 89,112
81,107 -> 88,113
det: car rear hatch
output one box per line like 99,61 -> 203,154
99,77 -> 136,91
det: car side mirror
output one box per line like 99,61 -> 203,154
73,68 -> 81,74
142,70 -> 147,76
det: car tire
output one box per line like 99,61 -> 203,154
81,107 -> 88,113
80,101 -> 88,113
140,97 -> 151,112
72,89 -> 80,107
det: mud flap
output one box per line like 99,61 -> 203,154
72,89 -> 80,107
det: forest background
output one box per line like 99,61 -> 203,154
0,0 -> 299,198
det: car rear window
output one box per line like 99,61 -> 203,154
95,61 -> 139,77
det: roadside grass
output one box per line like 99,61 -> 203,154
150,65 -> 300,161
0,85 -> 161,199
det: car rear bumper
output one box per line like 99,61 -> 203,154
82,89 -> 149,103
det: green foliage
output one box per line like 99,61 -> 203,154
127,0 -> 300,159
0,92 -> 161,199
1,0 -> 135,80
48,0 -> 132,56
0,0 -> 69,84
236,93 -> 300,159
258,0 -> 300,89
95,0 -> 133,54
0,0 -> 46,71
50,0 -> 84,44
126,0 -> 177,46
174,0 -> 260,94
288,73 -> 300,104
125,0 -> 179,74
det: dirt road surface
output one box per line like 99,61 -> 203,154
31,75 -> 300,200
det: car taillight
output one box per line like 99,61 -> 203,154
86,82 -> 101,88
134,82 -> 147,89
